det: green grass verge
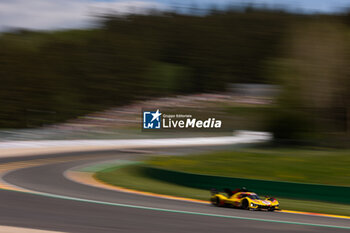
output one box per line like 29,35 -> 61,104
147,149 -> 350,186
95,165 -> 208,200
95,165 -> 350,216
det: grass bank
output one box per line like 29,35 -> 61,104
147,149 -> 350,186
95,165 -> 350,216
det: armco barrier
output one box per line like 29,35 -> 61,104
141,166 -> 350,204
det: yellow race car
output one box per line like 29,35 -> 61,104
210,187 -> 280,211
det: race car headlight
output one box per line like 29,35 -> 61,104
250,203 -> 257,207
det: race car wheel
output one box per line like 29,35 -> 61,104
211,197 -> 218,206
211,197 -> 219,206
241,199 -> 249,210
214,197 -> 221,207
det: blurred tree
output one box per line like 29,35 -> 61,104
1,8 -> 349,132
269,19 -> 350,144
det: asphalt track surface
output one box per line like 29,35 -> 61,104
0,148 -> 349,233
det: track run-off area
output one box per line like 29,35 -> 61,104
0,134 -> 349,233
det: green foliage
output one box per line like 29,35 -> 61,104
268,20 -> 350,145
145,62 -> 193,95
267,108 -> 315,144
0,10 -> 349,129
